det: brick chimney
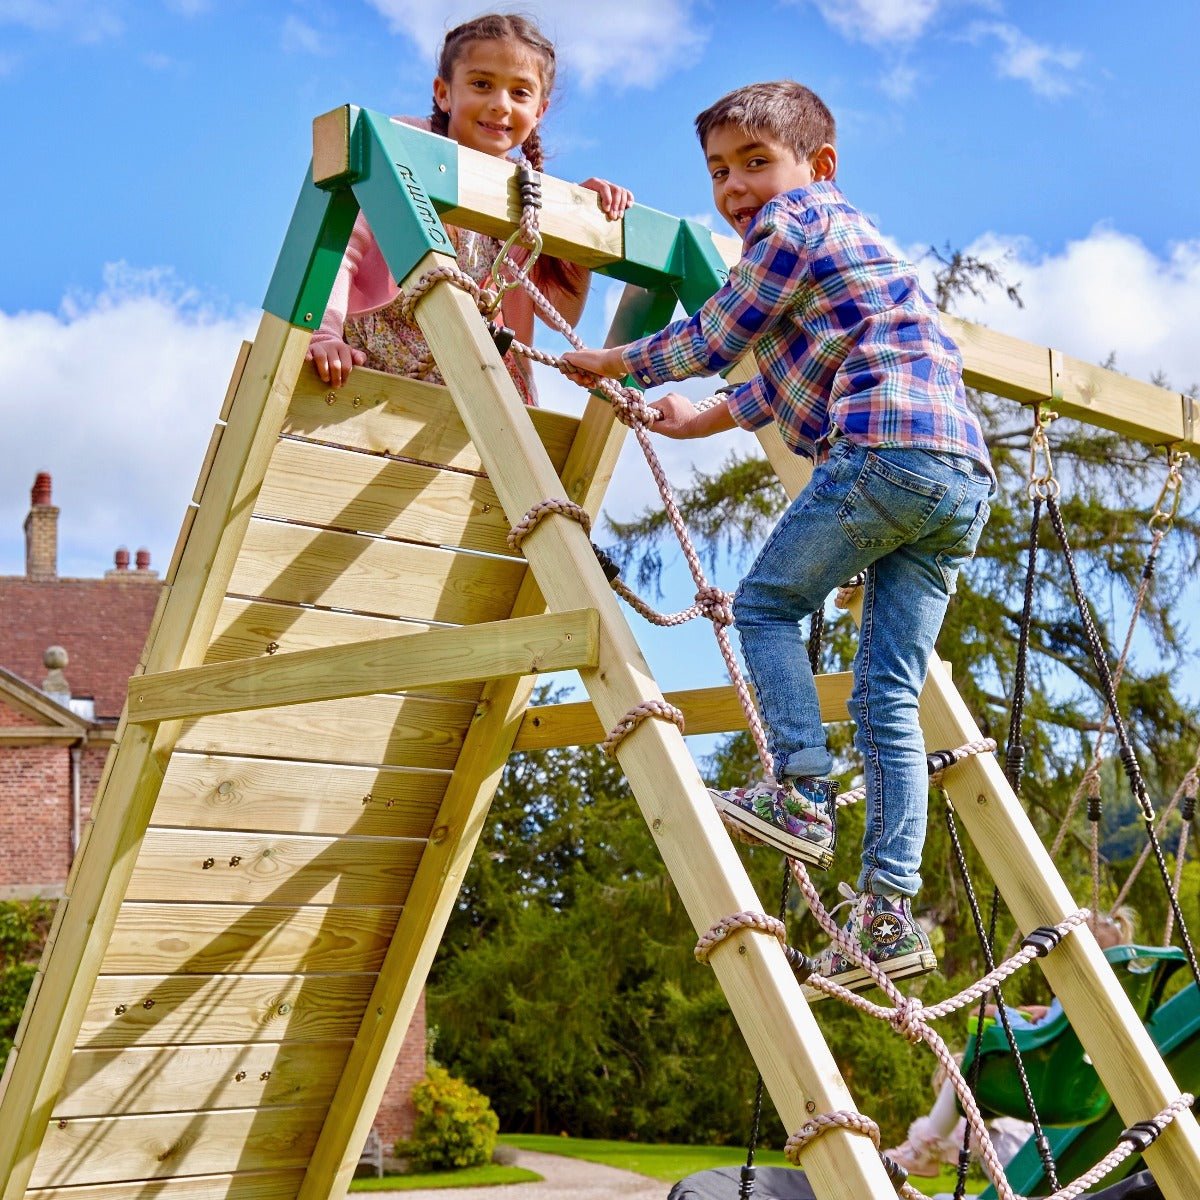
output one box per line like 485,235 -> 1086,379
24,472 -> 59,581
105,545 -> 158,581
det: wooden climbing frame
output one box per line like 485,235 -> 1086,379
0,104 -> 1197,1200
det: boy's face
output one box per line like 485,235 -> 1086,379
705,125 -> 834,237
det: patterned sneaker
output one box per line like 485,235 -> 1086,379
803,883 -> 937,1002
708,776 -> 837,868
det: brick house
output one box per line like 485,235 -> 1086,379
0,473 -> 425,1147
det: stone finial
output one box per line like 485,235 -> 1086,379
42,645 -> 70,702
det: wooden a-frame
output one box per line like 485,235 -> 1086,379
1,105 -> 1197,1199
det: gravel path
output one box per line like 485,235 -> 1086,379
370,1149 -> 668,1199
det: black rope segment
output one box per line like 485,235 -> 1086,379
1045,494 -> 1200,991
1005,495 -> 1041,792
943,792 -> 1059,1193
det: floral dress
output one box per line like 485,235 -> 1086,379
344,226 -> 537,407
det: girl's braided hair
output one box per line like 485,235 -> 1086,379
431,13 -> 583,296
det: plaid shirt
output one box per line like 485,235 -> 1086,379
621,181 -> 991,470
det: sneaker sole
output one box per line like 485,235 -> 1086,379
709,791 -> 834,869
801,949 -> 937,1004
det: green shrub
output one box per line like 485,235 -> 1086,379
0,899 -> 54,1065
406,1065 -> 499,1170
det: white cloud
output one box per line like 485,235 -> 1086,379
0,265 -> 255,578
362,0 -> 709,89
968,21 -> 1083,98
0,0 -> 121,40
922,227 -> 1200,394
164,0 -> 209,14
805,0 -> 942,47
880,60 -> 917,101
281,14 -> 324,56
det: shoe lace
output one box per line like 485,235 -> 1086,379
826,880 -> 859,922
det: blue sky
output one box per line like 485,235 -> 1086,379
2,0 -> 1198,707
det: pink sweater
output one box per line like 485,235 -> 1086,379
310,209 -> 401,348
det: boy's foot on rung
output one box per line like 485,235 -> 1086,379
803,884 -> 936,1002
708,775 -> 837,868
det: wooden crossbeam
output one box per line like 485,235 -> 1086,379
512,672 -> 853,751
127,609 -> 600,723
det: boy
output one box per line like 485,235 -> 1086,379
563,80 -> 994,993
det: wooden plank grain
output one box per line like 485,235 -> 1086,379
131,609 -> 599,723
27,1169 -> 306,1200
284,362 -> 576,472
126,829 -> 424,907
79,972 -> 375,1048
255,438 -> 517,555
154,753 -> 447,839
227,519 -> 526,625
175,693 -> 472,770
102,903 -> 399,975
56,1041 -> 351,1117
30,1105 -> 326,1187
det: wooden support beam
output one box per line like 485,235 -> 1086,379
128,609 -> 599,724
513,673 -> 853,751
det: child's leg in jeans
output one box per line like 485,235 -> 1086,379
732,449 -> 864,781
847,450 -> 993,897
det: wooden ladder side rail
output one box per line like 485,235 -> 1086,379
126,609 -> 601,724
296,390 -> 630,1197
386,260 -> 904,1200
0,313 -> 313,1200
755,424 -> 1200,1200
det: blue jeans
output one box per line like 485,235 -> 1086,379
732,440 -> 994,897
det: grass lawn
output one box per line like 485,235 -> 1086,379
498,1133 -> 983,1195
349,1164 -> 541,1191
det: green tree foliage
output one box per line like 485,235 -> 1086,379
0,899 -> 54,1065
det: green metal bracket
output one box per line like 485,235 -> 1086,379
598,205 -> 685,288
262,164 -> 361,330
351,109 -> 457,289
675,220 -> 732,314
373,119 -> 460,212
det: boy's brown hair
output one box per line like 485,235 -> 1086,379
695,81 -> 836,160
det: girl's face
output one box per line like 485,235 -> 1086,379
433,37 -> 549,157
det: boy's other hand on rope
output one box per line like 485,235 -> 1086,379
562,346 -> 627,379
651,392 -> 737,439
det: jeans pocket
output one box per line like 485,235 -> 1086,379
836,452 -> 948,550
936,498 -> 991,593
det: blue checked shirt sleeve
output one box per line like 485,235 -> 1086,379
621,205 -> 807,386
726,374 -> 774,430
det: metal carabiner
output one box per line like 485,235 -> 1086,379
1147,451 -> 1189,532
1027,407 -> 1060,500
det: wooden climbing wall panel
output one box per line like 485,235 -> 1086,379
9,355 -> 604,1197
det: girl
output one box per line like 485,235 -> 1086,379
308,13 -> 632,405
